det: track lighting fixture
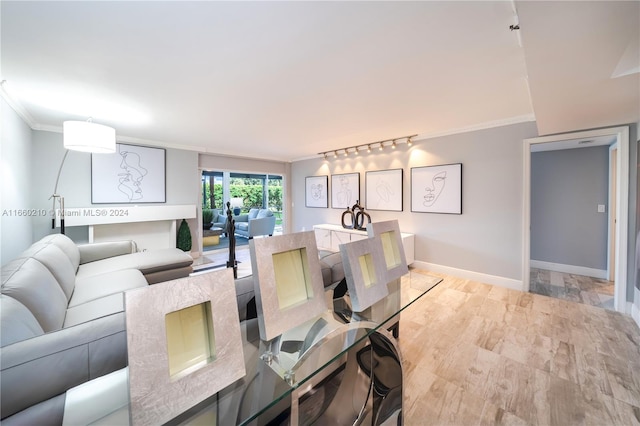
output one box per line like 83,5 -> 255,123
318,134 -> 417,160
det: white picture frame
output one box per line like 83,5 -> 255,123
249,231 -> 327,341
125,269 -> 245,426
411,163 -> 462,214
305,175 -> 328,208
331,172 -> 360,209
339,236 -> 389,312
365,168 -> 403,211
91,143 -> 166,204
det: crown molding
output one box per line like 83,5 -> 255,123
413,114 -> 536,143
0,81 -> 38,129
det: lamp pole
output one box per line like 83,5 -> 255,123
50,150 -> 69,234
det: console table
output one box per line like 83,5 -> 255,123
77,274 -> 441,425
313,223 -> 415,265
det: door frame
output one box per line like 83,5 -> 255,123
608,144 -> 618,281
523,126 -> 630,313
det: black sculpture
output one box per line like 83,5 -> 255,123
225,201 -> 238,278
341,200 -> 371,231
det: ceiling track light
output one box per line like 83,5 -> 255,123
317,134 -> 417,159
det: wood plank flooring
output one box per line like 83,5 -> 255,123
192,249 -> 640,424
400,269 -> 640,425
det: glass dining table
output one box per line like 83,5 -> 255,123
95,272 -> 442,426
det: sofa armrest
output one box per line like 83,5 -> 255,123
78,241 -> 138,264
1,313 -> 127,420
248,216 -> 276,238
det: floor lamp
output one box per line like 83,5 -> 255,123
51,119 -> 116,234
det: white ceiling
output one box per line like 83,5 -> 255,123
1,1 -> 638,162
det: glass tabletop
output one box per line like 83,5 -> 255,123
90,271 -> 442,426
179,271 -> 443,426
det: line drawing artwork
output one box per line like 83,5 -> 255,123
423,171 -> 447,207
331,173 -> 360,209
337,176 -> 351,205
311,183 -> 324,200
117,146 -> 148,201
411,164 -> 462,214
305,176 -> 328,208
376,178 -> 393,204
91,143 -> 166,203
365,169 -> 403,211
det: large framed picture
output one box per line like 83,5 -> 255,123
305,175 -> 328,208
365,168 -> 403,211
331,172 -> 360,209
411,163 -> 462,214
92,143 -> 166,203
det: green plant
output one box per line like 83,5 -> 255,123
176,219 -> 192,252
202,208 -> 213,225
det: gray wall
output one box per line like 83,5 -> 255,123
291,122 -> 539,281
1,98 -> 33,265
530,146 -> 609,270
30,131 -> 200,243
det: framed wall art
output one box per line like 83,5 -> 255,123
305,175 -> 328,208
365,168 -> 403,211
331,172 -> 360,209
411,163 -> 462,214
92,143 -> 166,203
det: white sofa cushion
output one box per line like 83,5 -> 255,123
76,248 -> 193,280
70,269 -> 148,308
0,295 -> 45,346
64,293 -> 126,328
1,258 -> 68,333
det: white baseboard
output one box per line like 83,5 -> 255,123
412,260 -> 523,291
530,260 -> 607,279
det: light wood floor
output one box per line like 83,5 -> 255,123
192,248 -> 640,424
400,269 -> 640,425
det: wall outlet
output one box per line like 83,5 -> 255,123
597,204 -> 606,213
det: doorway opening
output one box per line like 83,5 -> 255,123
523,126 -> 630,313
201,171 -> 284,253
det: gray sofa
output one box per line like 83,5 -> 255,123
0,234 -> 193,425
234,208 -> 276,239
212,209 -> 227,229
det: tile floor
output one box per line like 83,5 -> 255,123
530,268 -> 615,310
401,270 -> 640,425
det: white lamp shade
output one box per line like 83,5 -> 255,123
63,121 -> 116,153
